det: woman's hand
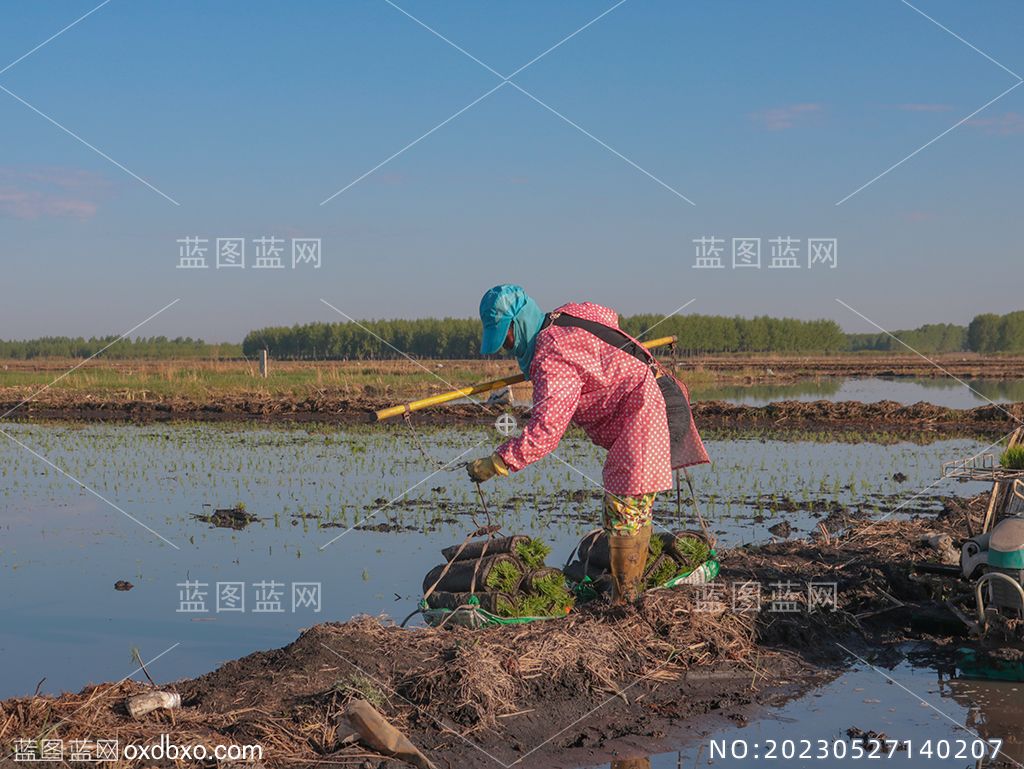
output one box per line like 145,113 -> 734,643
467,454 -> 509,483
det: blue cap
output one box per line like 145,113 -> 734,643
479,284 -> 529,354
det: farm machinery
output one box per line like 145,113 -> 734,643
941,428 -> 1024,632
935,428 -> 1024,681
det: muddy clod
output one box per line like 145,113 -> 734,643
193,505 -> 260,530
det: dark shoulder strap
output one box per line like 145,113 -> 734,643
541,311 -> 655,370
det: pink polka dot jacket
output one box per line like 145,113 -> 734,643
496,302 -> 709,496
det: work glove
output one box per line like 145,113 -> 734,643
467,453 -> 509,483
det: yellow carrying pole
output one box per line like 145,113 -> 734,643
375,335 -> 677,421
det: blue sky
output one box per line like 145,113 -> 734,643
1,0 -> 1021,341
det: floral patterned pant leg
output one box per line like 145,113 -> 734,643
602,492 -> 657,537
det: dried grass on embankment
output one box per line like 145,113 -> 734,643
1,591 -> 762,766
0,498 -> 980,767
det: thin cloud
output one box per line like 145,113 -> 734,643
748,103 -> 822,131
0,166 -> 109,219
0,189 -> 98,220
965,111 -> 1024,136
893,103 -> 954,112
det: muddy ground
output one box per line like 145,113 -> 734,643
3,391 -> 1023,436
1,353 -> 1022,432
2,494 -> 1013,769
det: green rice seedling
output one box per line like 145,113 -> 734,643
648,534 -> 665,557
530,573 -> 574,612
674,535 -> 711,572
510,595 -> 540,617
646,557 -> 678,588
646,532 -> 665,570
496,584 -> 574,619
486,560 -> 524,593
1000,445 -> 1024,470
515,593 -> 555,617
494,595 -> 529,617
514,538 -> 552,570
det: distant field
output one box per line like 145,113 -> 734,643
0,354 -> 1021,404
0,358 -> 524,401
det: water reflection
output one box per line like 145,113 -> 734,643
590,659 -> 1023,769
945,677 -> 1023,768
690,377 -> 1024,410
692,379 -> 843,403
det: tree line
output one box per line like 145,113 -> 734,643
240,314 -> 850,359
0,336 -> 242,360
967,312 -> 1024,353
4,311 -> 1023,360
846,323 -> 967,354
242,319 -> 482,360
238,310 -> 1024,358
847,312 -> 1024,354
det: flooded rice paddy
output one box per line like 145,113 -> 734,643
0,420 -> 1009,765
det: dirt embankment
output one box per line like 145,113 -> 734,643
1,352 -> 1022,430
1,496 -> 1004,769
3,390 -> 1022,435
694,399 -> 1024,434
